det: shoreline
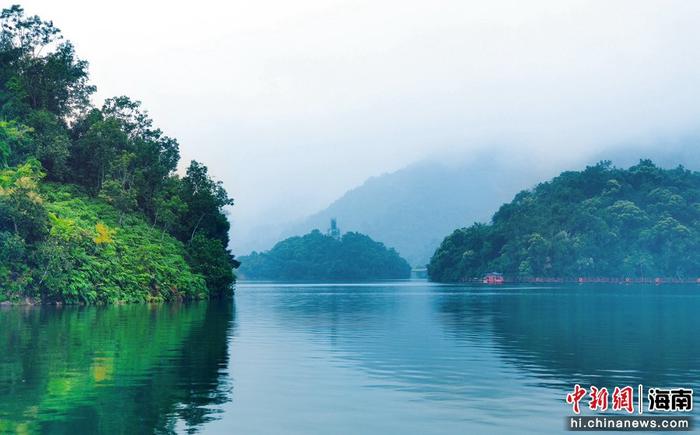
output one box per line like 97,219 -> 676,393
446,277 -> 700,285
0,293 -> 234,307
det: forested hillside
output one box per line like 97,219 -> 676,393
0,6 -> 237,302
239,230 -> 411,280
429,160 -> 700,282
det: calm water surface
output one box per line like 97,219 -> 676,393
1,282 -> 699,434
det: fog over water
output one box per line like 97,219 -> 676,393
19,0 -> 700,253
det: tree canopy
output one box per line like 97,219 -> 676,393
239,229 -> 411,281
428,160 -> 700,282
0,5 -> 237,302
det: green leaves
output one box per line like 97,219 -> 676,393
187,234 -> 236,296
0,7 -> 237,302
238,229 -> 411,281
0,120 -> 31,167
0,158 -> 47,241
0,6 -> 94,118
48,211 -> 77,241
1,181 -> 214,303
36,184 -> 210,303
429,160 -> 700,281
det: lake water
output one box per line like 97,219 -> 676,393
1,281 -> 699,434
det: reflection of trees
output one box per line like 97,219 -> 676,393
271,286 -> 397,324
270,285 -> 399,347
0,301 -> 235,434
263,284 -> 700,401
435,285 -> 700,388
268,285 -> 483,398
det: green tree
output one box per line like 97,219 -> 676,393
238,229 -> 410,281
429,160 -> 700,281
24,109 -> 70,178
187,234 -> 236,295
0,5 -> 94,118
0,6 -> 238,303
0,120 -> 30,167
70,115 -> 126,192
180,161 -> 233,245
0,158 -> 47,241
153,177 -> 187,238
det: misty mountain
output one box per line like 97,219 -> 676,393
281,156 -> 541,266
240,140 -> 700,268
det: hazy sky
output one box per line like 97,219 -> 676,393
18,0 -> 700,251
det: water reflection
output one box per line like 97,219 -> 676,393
0,301 -> 235,434
3,283 -> 699,434
224,282 -> 700,434
258,283 -> 700,393
435,285 -> 700,389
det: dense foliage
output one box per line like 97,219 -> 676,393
239,230 -> 411,280
0,6 -> 238,302
429,160 -> 700,282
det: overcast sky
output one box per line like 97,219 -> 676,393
18,0 -> 700,251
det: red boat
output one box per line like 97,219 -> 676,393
483,272 -> 504,284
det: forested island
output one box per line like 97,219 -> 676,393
239,228 -> 411,280
0,6 -> 238,303
429,160 -> 700,282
